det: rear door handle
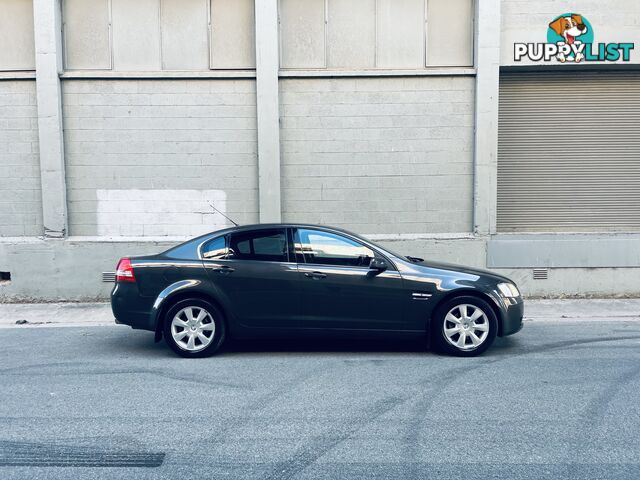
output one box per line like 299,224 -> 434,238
304,271 -> 327,280
213,266 -> 235,275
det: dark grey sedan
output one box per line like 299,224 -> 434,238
111,224 -> 523,358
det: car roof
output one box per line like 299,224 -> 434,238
204,223 -> 357,236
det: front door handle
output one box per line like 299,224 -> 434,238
304,271 -> 327,280
213,266 -> 235,275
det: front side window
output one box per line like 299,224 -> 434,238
296,229 -> 375,267
201,236 -> 227,259
228,229 -> 288,262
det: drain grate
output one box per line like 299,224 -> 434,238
0,441 -> 165,468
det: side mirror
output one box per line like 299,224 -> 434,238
368,258 -> 388,273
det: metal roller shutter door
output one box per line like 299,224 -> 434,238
497,72 -> 640,232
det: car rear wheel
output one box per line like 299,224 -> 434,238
432,296 -> 497,357
163,299 -> 226,358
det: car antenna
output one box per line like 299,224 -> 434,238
207,201 -> 239,227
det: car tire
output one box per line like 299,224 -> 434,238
163,298 -> 226,358
431,295 -> 497,357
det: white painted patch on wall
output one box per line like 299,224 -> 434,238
96,189 -> 229,237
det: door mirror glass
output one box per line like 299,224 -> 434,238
369,258 -> 388,272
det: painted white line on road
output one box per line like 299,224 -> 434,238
525,316 -> 640,323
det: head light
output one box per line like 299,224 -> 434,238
497,282 -> 520,298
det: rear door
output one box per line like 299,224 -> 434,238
202,228 -> 299,329
293,228 -> 407,331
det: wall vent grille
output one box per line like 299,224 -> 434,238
532,268 -> 548,280
102,272 -> 116,283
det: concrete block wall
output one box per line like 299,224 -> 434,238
0,238 -> 177,301
0,80 -> 43,237
2,0 -> 638,301
62,79 -> 259,236
94,189 -> 230,237
280,77 -> 475,234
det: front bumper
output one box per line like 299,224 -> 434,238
500,297 -> 524,336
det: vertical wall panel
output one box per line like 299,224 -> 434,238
280,76 -> 475,234
376,0 -> 424,68
327,0 -> 375,68
111,0 -> 161,71
63,0 -> 111,70
427,0 -> 473,66
161,0 -> 209,70
210,0 -> 255,69
279,0 -> 326,69
0,81 -> 42,236
62,79 -> 259,236
0,0 -> 35,70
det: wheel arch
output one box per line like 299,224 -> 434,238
429,288 -> 504,336
152,286 -> 228,343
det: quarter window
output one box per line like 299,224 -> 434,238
229,229 -> 288,262
296,229 -> 375,267
201,236 -> 227,259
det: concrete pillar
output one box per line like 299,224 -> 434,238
33,0 -> 67,237
472,0 -> 501,236
254,0 -> 282,223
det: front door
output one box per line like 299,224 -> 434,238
202,228 -> 299,329
293,228 -> 407,331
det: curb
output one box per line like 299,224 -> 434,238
0,303 -> 114,328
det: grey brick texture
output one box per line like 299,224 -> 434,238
279,76 -> 475,235
0,80 -> 42,237
62,79 -> 259,236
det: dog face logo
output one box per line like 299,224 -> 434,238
547,13 -> 592,62
549,15 -> 587,45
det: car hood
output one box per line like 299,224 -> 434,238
407,259 -> 513,284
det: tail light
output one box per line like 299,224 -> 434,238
116,257 -> 136,283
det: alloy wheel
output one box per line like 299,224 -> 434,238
170,306 -> 216,352
443,303 -> 490,351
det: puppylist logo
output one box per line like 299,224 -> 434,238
514,13 -> 634,63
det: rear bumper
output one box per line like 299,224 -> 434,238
501,298 -> 524,336
110,283 -> 155,332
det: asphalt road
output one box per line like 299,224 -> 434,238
1,320 -> 639,479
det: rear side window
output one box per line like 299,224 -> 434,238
202,236 -> 227,259
228,229 -> 288,262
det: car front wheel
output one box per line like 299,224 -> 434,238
432,296 -> 497,356
163,299 -> 226,358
